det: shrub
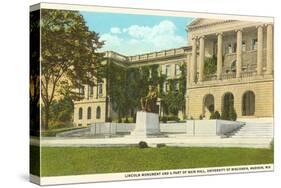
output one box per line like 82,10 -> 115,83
138,141 -> 148,149
221,109 -> 228,120
199,114 -> 203,120
214,111 -> 221,119
161,116 -> 167,123
118,118 -> 122,123
124,118 -> 129,123
229,106 -> 237,121
210,111 -> 221,119
106,117 -> 112,122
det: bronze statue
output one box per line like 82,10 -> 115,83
140,85 -> 158,113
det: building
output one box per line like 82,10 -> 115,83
73,18 -> 274,127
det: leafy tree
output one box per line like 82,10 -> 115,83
30,10 -> 40,135
161,64 -> 186,116
40,9 -> 104,129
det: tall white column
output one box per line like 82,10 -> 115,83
257,25 -> 264,75
266,24 -> 273,75
199,36 -> 205,82
217,33 -> 223,80
236,29 -> 242,78
191,37 -> 197,83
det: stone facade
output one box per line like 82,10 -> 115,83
73,18 -> 274,127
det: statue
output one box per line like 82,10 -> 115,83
140,85 -> 158,113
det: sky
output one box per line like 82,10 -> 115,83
80,11 -> 194,56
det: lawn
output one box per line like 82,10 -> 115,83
31,146 -> 273,177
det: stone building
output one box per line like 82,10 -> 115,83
73,18 -> 274,127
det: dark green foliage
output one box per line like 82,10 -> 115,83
221,109 -> 228,120
160,115 -> 180,122
138,141 -> 149,149
221,107 -> 237,121
210,110 -> 221,119
161,64 -> 186,116
229,105 -> 237,121
42,96 -> 74,129
199,114 -> 203,120
40,9 -> 104,130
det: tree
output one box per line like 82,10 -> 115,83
30,10 -> 40,135
41,9 -> 104,129
161,64 -> 186,116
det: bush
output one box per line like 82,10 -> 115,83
124,118 -> 129,123
138,141 -> 148,149
106,117 -> 112,122
199,114 -> 203,120
229,106 -> 237,121
160,116 -> 168,123
221,107 -> 237,121
210,111 -> 221,119
118,118 -> 122,123
221,109 -> 228,120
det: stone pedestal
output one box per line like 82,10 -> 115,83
129,111 -> 160,138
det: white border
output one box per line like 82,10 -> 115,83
31,164 -> 273,185
39,2 -> 273,23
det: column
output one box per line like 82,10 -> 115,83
266,24 -> 273,74
257,25 -> 264,75
199,36 -> 205,82
217,33 -> 223,80
236,29 -> 242,78
191,37 -> 197,83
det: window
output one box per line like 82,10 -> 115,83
78,107 -> 83,120
165,65 -> 171,76
242,41 -> 246,52
242,91 -> 255,116
98,83 -> 103,95
96,106 -> 101,119
175,64 -> 181,76
79,86 -> 85,96
87,107 -> 92,119
252,39 -> 257,50
89,85 -> 94,97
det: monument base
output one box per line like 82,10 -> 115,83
129,111 -> 160,138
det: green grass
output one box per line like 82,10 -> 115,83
34,146 -> 273,177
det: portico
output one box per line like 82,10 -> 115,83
186,19 -> 274,119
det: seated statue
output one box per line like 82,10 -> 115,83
140,85 -> 158,113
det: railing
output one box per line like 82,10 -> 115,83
241,70 -> 257,78
221,72 -> 236,80
204,74 -> 217,81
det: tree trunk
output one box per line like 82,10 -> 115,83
44,105 -> 49,130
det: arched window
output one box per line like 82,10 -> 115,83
96,106 -> 101,119
203,94 -> 215,117
87,107 -> 92,119
78,107 -> 83,120
242,91 -> 255,116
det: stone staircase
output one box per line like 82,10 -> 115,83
226,118 -> 273,148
